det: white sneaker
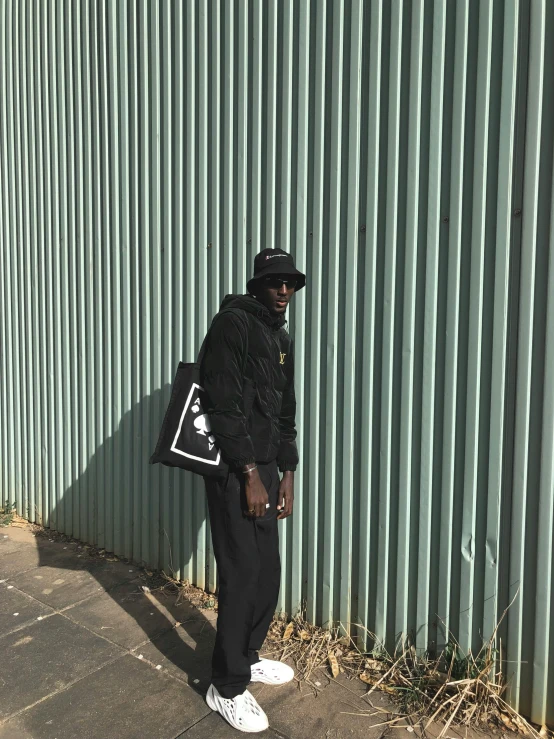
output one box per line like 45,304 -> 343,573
206,683 -> 269,733
250,658 -> 295,685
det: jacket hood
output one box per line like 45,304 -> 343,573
219,294 -> 286,330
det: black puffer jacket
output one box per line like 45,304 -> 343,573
199,294 -> 298,471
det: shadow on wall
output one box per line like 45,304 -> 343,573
35,385 -> 215,693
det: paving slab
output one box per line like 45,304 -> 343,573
0,529 -> 89,575
0,539 -> 141,587
177,711 -> 282,738
82,557 -> 144,587
7,565 -> 108,610
0,653 -> 210,739
9,558 -> 138,610
0,613 -> 124,719
133,617 -> 216,691
0,582 -> 53,637
62,577 -> 208,650
0,544 -> 68,579
0,528 -> 35,555
135,629 -> 271,707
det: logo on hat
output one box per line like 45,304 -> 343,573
266,254 -> 288,260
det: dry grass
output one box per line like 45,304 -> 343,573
264,607 -> 550,739
145,570 -> 218,611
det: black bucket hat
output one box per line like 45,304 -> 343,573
247,248 -> 306,294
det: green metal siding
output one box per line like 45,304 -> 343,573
1,0 -> 553,725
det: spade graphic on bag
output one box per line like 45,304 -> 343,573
192,412 -> 217,450
169,382 -> 222,467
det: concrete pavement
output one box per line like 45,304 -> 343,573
0,524 -> 391,739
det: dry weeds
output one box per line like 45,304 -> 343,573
263,602 -> 551,739
0,502 -> 19,527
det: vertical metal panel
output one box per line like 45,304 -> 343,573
508,0 -> 543,716
356,0 -> 381,642
1,0 -> 553,725
417,0 -> 445,649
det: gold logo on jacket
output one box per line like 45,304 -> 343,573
279,353 -> 286,365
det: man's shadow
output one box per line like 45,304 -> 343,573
34,385 -> 216,694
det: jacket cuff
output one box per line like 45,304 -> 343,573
278,460 -> 297,472
234,456 -> 257,469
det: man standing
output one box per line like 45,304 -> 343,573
200,248 -> 305,733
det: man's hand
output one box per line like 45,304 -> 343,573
277,471 -> 294,520
244,467 -> 269,518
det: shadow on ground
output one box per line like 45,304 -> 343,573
35,386 -> 217,693
0,388 -> 224,738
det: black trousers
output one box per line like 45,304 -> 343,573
204,460 -> 281,698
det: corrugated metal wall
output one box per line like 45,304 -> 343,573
1,0 -> 553,725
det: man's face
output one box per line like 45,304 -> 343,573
255,275 -> 297,315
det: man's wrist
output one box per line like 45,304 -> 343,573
242,464 -> 260,482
